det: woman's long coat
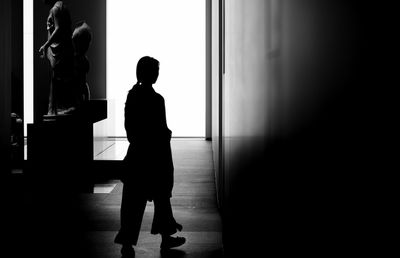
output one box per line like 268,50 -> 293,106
122,83 -> 174,200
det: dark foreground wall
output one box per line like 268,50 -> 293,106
0,0 -> 12,174
212,1 -> 393,256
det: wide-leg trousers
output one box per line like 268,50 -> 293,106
114,182 -> 178,246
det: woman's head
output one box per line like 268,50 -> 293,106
136,56 -> 159,84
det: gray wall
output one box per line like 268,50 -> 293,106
211,1 -> 379,256
211,0 -> 222,208
34,0 -> 106,121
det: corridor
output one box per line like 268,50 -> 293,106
83,138 -> 223,257
2,1 -> 386,257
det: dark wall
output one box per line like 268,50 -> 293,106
212,1 -> 390,257
34,0 -> 106,121
67,0 -> 106,100
0,0 -> 22,169
0,0 -> 12,174
12,0 -> 24,117
11,0 -> 24,165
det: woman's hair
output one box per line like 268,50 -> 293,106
136,56 -> 159,84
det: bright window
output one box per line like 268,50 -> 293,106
107,0 -> 205,137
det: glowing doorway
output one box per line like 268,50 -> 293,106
107,0 -> 205,137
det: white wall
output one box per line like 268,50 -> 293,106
107,0 -> 205,137
23,0 -> 33,136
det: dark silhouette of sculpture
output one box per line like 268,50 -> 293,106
72,21 -> 92,107
39,1 -> 93,118
115,56 -> 185,257
39,0 -> 75,116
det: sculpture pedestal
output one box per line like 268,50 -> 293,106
27,99 -> 107,192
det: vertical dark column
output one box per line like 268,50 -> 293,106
11,0 -> 24,166
12,0 -> 24,117
0,0 -> 12,175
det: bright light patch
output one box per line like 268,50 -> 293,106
23,0 -> 33,137
107,0 -> 205,137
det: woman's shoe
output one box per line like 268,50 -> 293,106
160,236 -> 186,250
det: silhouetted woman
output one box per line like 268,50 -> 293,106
115,56 -> 185,257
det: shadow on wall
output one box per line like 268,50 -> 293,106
217,1 -> 388,257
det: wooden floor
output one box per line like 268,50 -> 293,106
80,138 -> 223,257
8,138 -> 223,258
